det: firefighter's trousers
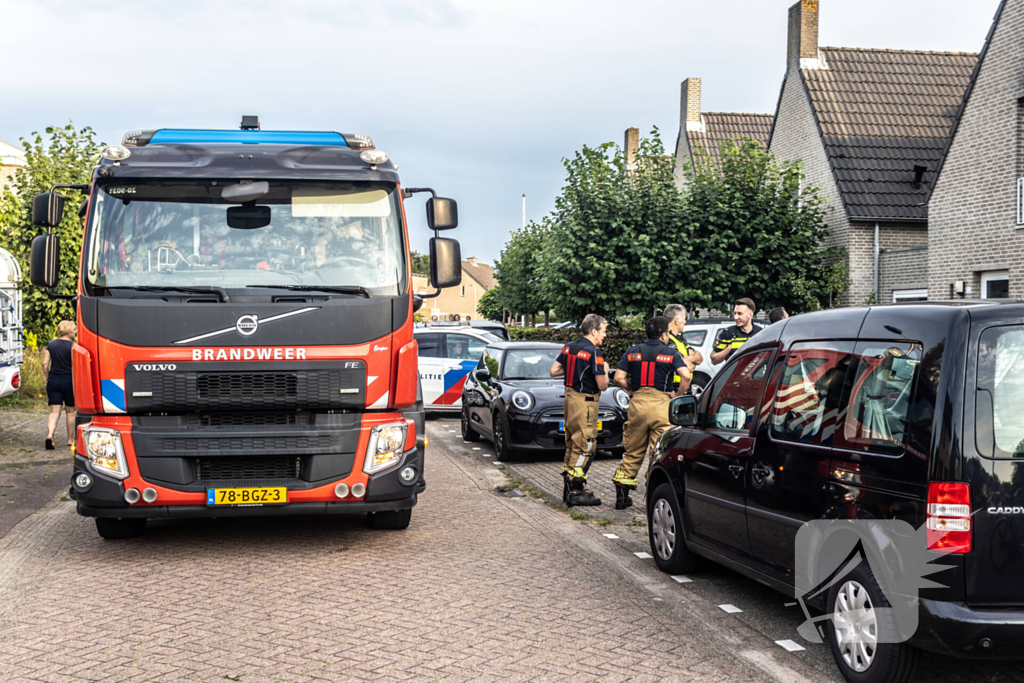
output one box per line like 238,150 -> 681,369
613,388 -> 672,487
563,387 -> 600,481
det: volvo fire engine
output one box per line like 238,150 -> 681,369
29,117 -> 462,538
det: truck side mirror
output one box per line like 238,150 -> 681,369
30,234 -> 61,288
669,395 -> 698,427
426,197 -> 458,230
32,192 -> 66,228
429,237 -> 462,289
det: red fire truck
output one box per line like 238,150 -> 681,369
29,117 -> 461,538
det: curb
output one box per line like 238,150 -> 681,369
500,461 -> 640,525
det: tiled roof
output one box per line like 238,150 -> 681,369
687,113 -> 774,170
463,260 -> 496,289
803,47 -> 978,221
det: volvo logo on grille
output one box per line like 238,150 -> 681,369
236,315 -> 259,337
132,364 -> 177,372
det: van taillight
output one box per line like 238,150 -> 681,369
927,482 -> 972,554
11,372 -> 19,389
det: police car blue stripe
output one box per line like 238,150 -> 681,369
148,130 -> 348,146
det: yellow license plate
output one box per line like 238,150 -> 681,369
206,486 -> 287,506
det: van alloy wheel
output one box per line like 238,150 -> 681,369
833,580 -> 877,673
651,498 -> 676,561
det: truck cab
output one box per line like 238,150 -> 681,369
29,118 -> 461,538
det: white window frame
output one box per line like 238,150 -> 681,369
1017,178 -> 1024,225
981,271 -> 1010,299
892,289 -> 928,303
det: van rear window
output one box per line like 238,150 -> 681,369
770,342 -> 855,446
977,325 -> 1024,457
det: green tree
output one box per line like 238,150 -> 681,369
476,285 -> 504,321
0,123 -> 103,339
544,128 -> 697,322
494,220 -> 553,320
410,249 -> 430,275
681,139 -> 842,314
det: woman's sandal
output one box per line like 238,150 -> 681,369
45,438 -> 55,450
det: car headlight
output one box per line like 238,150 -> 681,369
83,427 -> 129,480
614,389 -> 630,410
511,390 -> 534,411
364,422 -> 408,475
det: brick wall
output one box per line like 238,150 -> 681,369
929,0 -> 1024,300
673,79 -> 701,187
879,245 -> 929,303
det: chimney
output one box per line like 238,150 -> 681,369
680,78 -> 703,132
787,0 -> 820,71
467,257 -> 478,266
624,127 -> 639,168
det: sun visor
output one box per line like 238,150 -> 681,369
291,188 -> 390,218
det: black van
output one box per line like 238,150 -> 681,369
647,302 -> 1024,683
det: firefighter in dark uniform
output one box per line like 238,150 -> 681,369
611,316 -> 691,510
549,313 -> 609,507
711,297 -> 764,366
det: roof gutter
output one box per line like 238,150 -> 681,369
848,216 -> 928,224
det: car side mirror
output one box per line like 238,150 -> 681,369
475,368 -> 491,383
30,234 -> 61,288
669,395 -> 698,427
430,237 -> 462,289
426,197 -> 458,230
32,192 -> 66,228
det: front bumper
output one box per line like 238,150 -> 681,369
506,408 -> 625,452
910,598 -> 1024,657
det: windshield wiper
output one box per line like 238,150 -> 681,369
246,285 -> 372,298
112,286 -> 230,303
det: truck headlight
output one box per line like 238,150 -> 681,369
83,427 -> 129,480
364,422 -> 408,475
614,389 -> 630,410
511,390 -> 534,411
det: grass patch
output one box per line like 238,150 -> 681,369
494,472 -> 525,494
569,509 -> 589,522
630,518 -> 646,527
591,517 -> 615,527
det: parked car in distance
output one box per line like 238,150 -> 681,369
461,341 -> 627,460
470,320 -> 510,341
647,301 -> 1024,682
677,318 -> 734,399
415,326 -> 502,410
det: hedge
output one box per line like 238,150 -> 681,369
506,326 -> 647,366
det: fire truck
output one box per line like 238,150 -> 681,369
29,117 -> 462,538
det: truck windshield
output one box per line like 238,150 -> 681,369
85,180 -> 406,296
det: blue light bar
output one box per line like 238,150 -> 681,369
147,129 -> 349,146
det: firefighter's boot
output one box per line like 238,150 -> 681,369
562,472 -> 570,504
615,483 -> 634,510
566,478 -> 601,507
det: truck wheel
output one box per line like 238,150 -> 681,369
648,483 -> 699,574
825,561 -> 919,683
367,508 -> 412,530
461,405 -> 481,442
95,517 -> 147,539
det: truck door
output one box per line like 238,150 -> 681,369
747,341 -> 854,578
685,349 -> 774,559
438,333 -> 489,406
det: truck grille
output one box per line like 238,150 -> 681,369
160,434 -> 336,454
187,413 -> 309,428
196,456 -> 300,482
125,363 -> 366,412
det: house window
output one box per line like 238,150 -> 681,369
982,271 -> 1010,299
1017,178 -> 1024,225
893,289 -> 928,303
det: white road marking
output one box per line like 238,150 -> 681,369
718,604 -> 742,613
784,602 -> 798,607
602,533 -> 619,539
671,575 -> 692,583
634,552 -> 652,559
493,462 -> 501,466
775,640 -> 806,652
740,650 -> 812,683
473,447 -> 481,451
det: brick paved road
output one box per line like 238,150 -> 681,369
1,418 -> 1018,682
0,408 -> 73,538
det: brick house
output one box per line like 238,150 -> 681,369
0,140 -> 26,193
412,257 -> 496,321
768,0 -> 977,304
672,77 -> 773,185
927,0 -> 1023,300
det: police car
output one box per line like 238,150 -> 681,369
414,323 -> 503,410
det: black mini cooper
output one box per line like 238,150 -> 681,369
460,342 -> 627,460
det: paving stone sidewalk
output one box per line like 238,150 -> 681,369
0,408 -> 73,538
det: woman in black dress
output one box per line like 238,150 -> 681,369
42,321 -> 77,450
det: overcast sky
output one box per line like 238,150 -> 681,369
0,0 -> 1001,265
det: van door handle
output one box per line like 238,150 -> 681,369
729,465 -> 744,478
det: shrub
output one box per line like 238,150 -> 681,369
507,326 -> 647,366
